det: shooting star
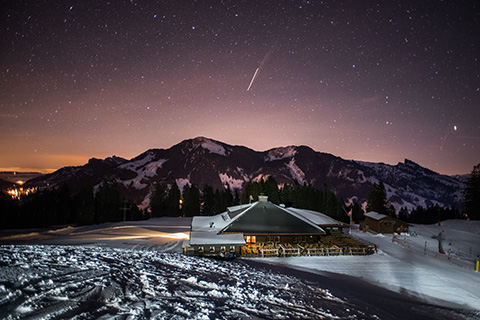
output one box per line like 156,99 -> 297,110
247,68 -> 259,91
246,44 -> 277,91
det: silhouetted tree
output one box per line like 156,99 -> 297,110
183,183 -> 201,217
150,182 -> 168,217
202,185 -> 216,215
0,191 -> 20,229
73,185 -> 94,225
264,176 -> 280,204
398,207 -> 409,222
348,200 -> 365,224
464,163 -> 480,220
94,181 -> 122,223
166,181 -> 181,216
366,182 -> 395,216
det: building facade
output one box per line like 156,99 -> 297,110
183,197 -> 374,258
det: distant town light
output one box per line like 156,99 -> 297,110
7,186 -> 37,199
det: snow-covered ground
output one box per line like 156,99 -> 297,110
259,221 -> 480,312
0,218 -> 479,319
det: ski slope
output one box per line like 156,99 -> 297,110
0,218 -> 479,319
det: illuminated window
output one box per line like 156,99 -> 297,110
245,236 -> 256,243
209,246 -> 215,252
198,246 -> 204,252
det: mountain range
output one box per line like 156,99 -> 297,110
26,137 -> 467,212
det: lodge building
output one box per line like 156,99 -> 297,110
183,196 -> 375,258
362,211 -> 410,234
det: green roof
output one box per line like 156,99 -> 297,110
221,201 -> 325,234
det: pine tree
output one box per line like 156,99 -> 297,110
202,185 -> 215,215
241,181 -> 261,203
150,183 -> 168,217
366,182 -> 393,216
264,176 -> 280,204
464,163 -> 480,220
350,201 -> 365,224
221,184 -> 234,208
233,189 -> 241,206
94,181 -> 122,223
183,184 -> 200,217
73,185 -> 94,225
166,181 -> 181,216
398,207 -> 409,222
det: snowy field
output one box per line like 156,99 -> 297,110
260,222 -> 480,312
1,218 -> 479,319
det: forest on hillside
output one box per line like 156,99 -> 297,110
2,166 -> 477,230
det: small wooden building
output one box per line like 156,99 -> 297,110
363,211 -> 409,234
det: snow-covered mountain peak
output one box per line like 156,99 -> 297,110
25,137 -> 466,213
265,146 -> 297,161
192,137 -> 228,156
119,150 -> 157,171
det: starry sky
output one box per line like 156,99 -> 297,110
1,1 -> 479,175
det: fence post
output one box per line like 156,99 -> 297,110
424,241 -> 427,255
476,255 -> 479,272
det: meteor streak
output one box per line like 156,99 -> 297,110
247,68 -> 259,91
246,44 -> 277,91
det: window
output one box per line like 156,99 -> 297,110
229,246 -> 235,252
245,236 -> 256,243
198,246 -> 204,252
209,246 -> 215,253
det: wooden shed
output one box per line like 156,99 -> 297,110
363,211 -> 409,234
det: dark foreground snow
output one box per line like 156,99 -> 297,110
1,245 -> 477,320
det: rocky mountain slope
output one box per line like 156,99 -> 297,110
26,137 -> 466,211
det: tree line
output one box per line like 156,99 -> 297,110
1,162 -> 479,229
365,180 -> 463,223
0,177 -> 357,229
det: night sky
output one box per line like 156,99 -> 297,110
1,1 -> 479,175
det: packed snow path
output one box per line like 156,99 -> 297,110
1,245 -> 477,320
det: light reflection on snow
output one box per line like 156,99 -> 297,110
0,245 -> 372,320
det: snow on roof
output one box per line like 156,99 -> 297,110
190,204 -> 255,233
227,203 -> 253,213
191,212 -> 232,232
185,232 -> 246,246
221,201 -> 325,234
284,207 -> 347,227
364,211 -> 390,220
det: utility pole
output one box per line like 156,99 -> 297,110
120,200 -> 130,222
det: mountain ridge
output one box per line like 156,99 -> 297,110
25,137 -> 466,212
